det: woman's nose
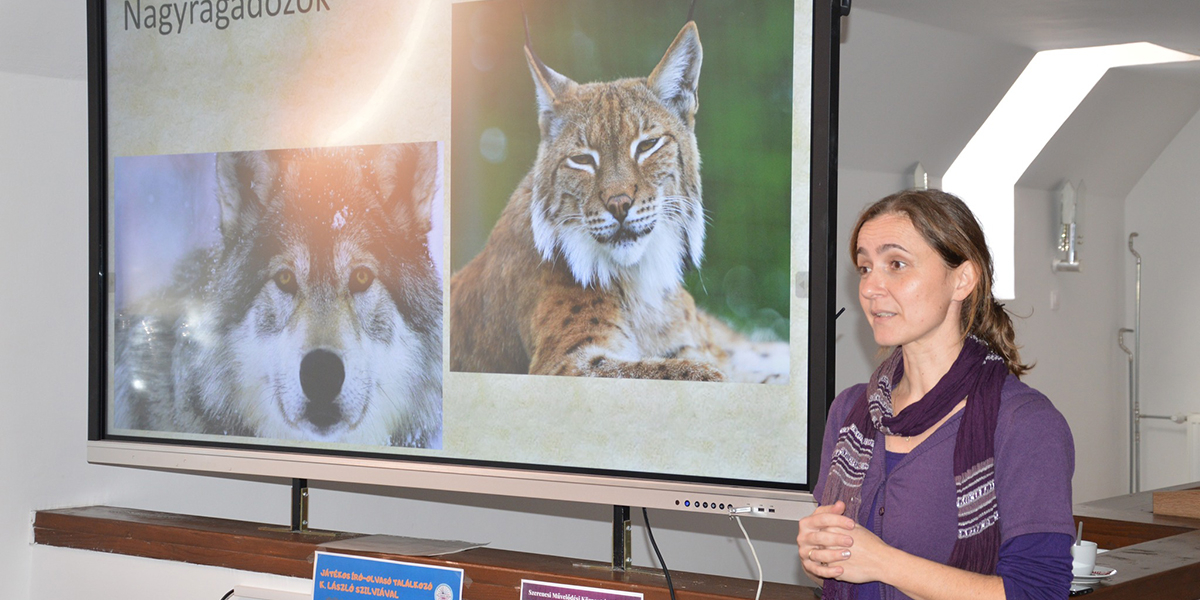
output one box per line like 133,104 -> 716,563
860,271 -> 885,297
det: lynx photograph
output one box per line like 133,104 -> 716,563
449,0 -> 795,384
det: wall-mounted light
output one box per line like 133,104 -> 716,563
910,162 -> 929,190
1053,180 -> 1084,272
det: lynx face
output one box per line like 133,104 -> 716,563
527,24 -> 704,296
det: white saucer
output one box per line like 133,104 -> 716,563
1072,566 -> 1116,583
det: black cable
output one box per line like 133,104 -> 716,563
220,590 -> 235,600
642,507 -> 677,600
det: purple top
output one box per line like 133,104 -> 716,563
813,376 -> 1076,599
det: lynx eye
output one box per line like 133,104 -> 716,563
349,266 -> 375,293
636,137 -> 661,154
273,269 -> 298,295
568,154 -> 595,166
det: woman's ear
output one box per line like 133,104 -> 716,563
952,260 -> 979,302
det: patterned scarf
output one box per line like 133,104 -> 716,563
820,336 -> 1008,599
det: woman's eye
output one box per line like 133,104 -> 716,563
349,266 -> 375,293
890,260 -> 907,270
569,154 -> 595,166
637,138 -> 661,154
274,269 -> 298,294
857,265 -> 870,276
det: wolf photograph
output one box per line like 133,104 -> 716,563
111,142 -> 444,449
449,0 -> 795,384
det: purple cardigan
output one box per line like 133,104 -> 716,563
813,376 -> 1076,599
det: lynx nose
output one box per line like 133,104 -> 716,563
606,194 -> 633,223
300,349 -> 345,430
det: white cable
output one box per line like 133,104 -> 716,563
733,515 -> 763,600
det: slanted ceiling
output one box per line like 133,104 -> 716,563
845,0 -> 1200,199
855,0 -> 1200,55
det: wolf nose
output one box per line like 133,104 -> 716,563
606,194 -> 633,223
300,349 -> 345,429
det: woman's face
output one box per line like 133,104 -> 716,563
855,213 -> 974,351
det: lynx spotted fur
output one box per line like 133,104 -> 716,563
450,21 -> 786,384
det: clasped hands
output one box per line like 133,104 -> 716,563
797,500 -> 892,584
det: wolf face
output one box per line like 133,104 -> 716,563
117,143 -> 443,447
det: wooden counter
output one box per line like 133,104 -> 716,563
32,506 -> 818,600
32,485 -> 1200,600
1073,482 -> 1200,599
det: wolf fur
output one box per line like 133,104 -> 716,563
114,143 -> 443,446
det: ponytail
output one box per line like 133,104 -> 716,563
964,295 -> 1030,377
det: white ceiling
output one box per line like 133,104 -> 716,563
854,0 -> 1200,54
841,0 -> 1200,198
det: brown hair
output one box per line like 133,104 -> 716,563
849,189 -> 1030,377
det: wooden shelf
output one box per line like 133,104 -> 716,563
33,489 -> 1200,600
1074,481 -> 1200,550
33,506 -> 817,600
1072,482 -> 1200,598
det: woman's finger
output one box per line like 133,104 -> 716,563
809,546 -> 852,565
804,513 -> 856,532
804,560 -> 845,580
807,530 -> 853,549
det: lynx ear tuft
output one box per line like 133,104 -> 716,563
215,151 -> 275,238
525,46 -> 577,138
648,22 -> 703,125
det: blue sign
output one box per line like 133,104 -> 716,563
313,551 -> 464,600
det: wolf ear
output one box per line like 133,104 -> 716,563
525,45 -> 578,139
376,142 -> 439,233
215,151 -> 275,238
648,21 -> 702,126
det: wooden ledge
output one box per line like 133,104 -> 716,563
1074,482 -> 1200,550
33,506 -> 817,600
1080,530 -> 1200,598
1071,483 -> 1200,598
39,503 -> 1200,599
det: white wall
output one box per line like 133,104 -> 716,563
1123,106 -> 1200,491
6,5 -> 1199,600
1009,185 -> 1131,503
0,68 -> 306,600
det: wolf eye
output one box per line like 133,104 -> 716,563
636,137 -> 661,154
274,269 -> 298,294
569,154 -> 595,166
349,266 -> 375,293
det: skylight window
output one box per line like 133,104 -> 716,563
942,42 -> 1198,299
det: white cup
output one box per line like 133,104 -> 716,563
1071,540 -> 1098,577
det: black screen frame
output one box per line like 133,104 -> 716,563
86,0 -> 842,514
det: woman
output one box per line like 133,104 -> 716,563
799,190 -> 1075,600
